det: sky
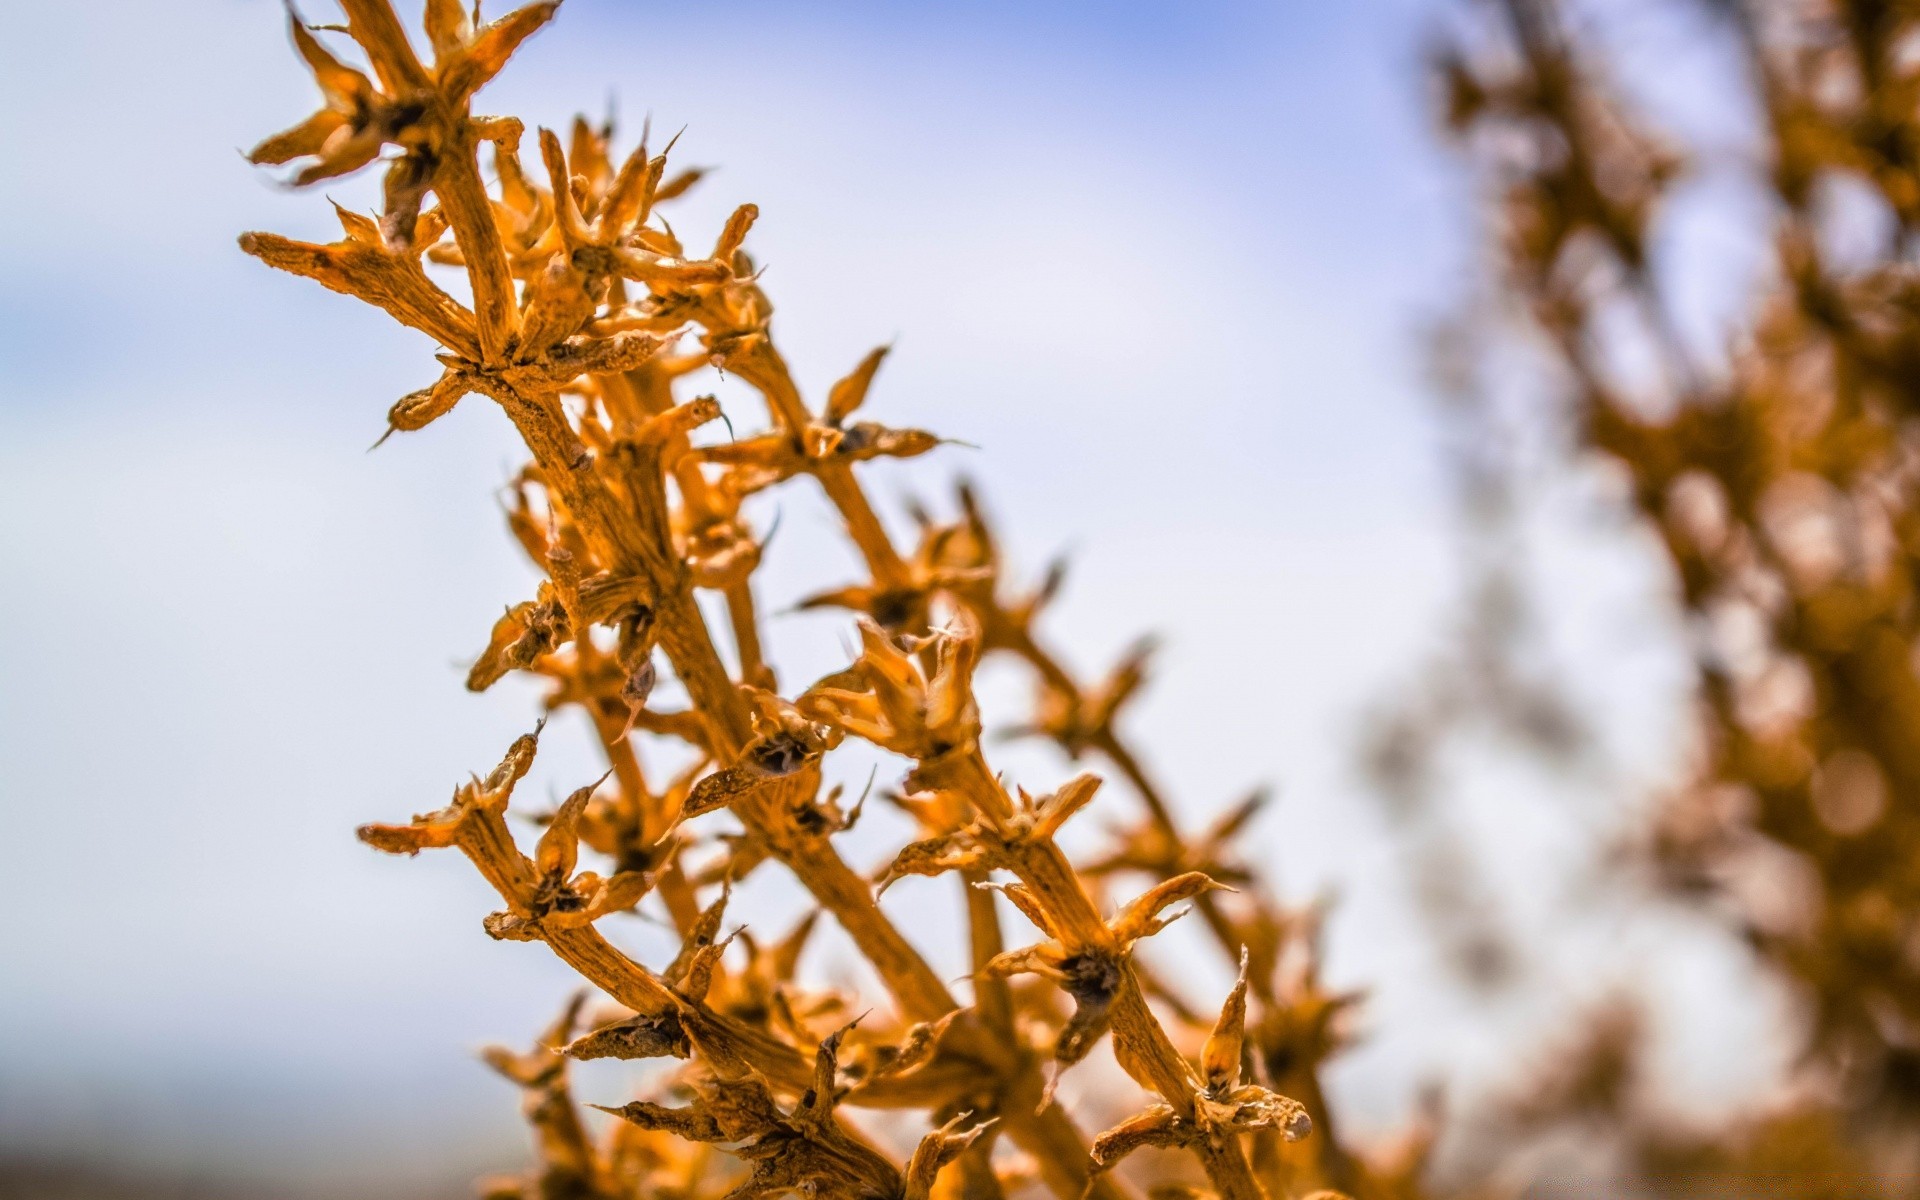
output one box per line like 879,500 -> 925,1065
0,0 -> 1755,1191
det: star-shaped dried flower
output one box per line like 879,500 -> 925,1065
250,0 -> 560,249
1090,949 -> 1311,1176
978,871 -> 1233,1074
797,612 -> 983,763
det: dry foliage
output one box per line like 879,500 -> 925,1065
239,3 -> 1391,1198
238,0 -> 1920,1196
1423,0 -> 1920,1194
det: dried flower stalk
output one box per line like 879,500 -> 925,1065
237,3 -> 1409,1198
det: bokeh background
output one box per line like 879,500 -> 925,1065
0,1 -> 1761,1194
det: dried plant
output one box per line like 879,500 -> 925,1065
1429,0 -> 1920,1193
236,4 -> 1423,1198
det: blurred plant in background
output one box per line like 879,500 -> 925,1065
1395,0 -> 1920,1193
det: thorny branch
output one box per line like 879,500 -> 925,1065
240,3 -> 1386,1198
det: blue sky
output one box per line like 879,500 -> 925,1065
0,0 -> 1748,1188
